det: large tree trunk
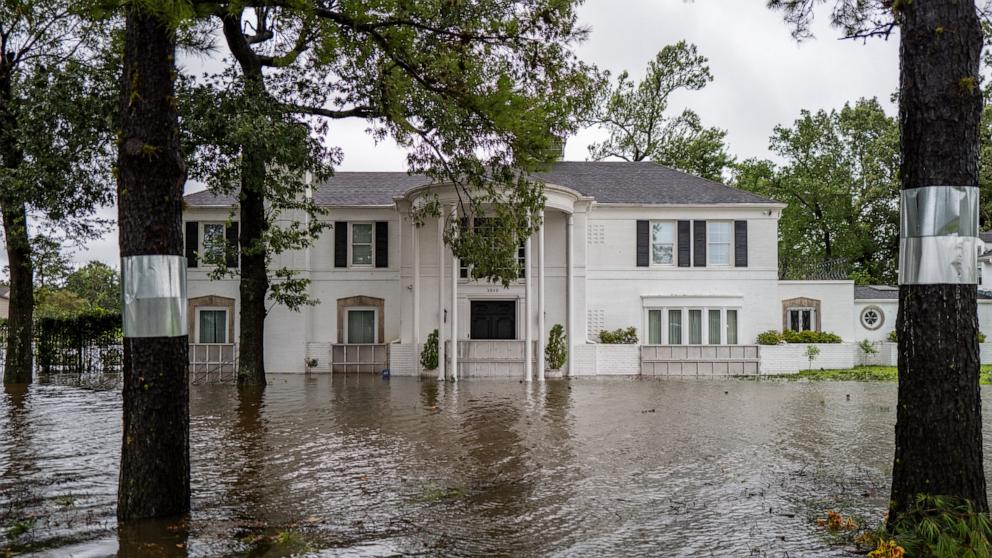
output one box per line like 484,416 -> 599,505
116,4 -> 190,520
0,64 -> 33,385
221,13 -> 269,387
888,0 -> 987,526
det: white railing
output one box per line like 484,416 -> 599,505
189,343 -> 237,384
330,343 -> 389,373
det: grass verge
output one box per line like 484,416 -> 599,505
769,365 -> 992,383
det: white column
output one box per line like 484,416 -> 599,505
524,225 -> 533,382
412,221 -> 421,346
437,212 -> 446,381
450,206 -> 459,381
566,213 -> 574,377
537,210 -> 546,381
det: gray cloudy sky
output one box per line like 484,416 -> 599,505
60,0 -> 901,269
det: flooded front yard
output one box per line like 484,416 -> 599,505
0,375 -> 959,557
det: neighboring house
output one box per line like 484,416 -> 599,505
0,287 -> 8,320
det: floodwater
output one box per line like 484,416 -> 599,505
0,374 -> 964,557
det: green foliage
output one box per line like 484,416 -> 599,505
28,234 -> 74,290
772,365 -> 992,383
64,261 -> 120,314
858,339 -> 878,356
888,329 -> 899,343
782,329 -> 843,343
420,329 -> 439,371
889,495 -> 992,558
757,330 -> 785,345
588,41 -> 734,181
545,323 -> 567,370
980,332 -> 988,344
598,327 -> 638,344
35,288 -> 94,320
805,344 -> 821,368
733,98 -> 900,284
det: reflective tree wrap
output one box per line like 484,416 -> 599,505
898,186 -> 978,284
121,255 -> 187,338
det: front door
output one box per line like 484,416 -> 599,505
470,300 -> 516,340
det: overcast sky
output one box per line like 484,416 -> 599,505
35,0 -> 902,270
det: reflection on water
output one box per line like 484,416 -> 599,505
2,375 -> 982,556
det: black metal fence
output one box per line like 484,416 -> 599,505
0,312 -> 123,377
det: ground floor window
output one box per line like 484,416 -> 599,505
198,308 -> 228,344
346,309 -> 377,343
645,307 -> 740,345
787,308 -> 814,332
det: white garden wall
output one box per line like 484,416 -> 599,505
759,343 -> 859,374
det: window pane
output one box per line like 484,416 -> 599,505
347,310 -> 375,343
707,222 -> 731,265
651,222 -> 673,264
352,245 -> 372,265
708,309 -> 721,344
668,310 -> 682,344
708,244 -> 729,265
648,310 -> 662,344
352,224 -> 373,243
802,310 -> 811,331
199,310 -> 226,343
689,310 -> 702,345
726,310 -> 738,345
203,224 -> 225,259
789,310 -> 800,332
708,222 -> 731,243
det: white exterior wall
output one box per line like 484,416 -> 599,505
853,300 -> 899,343
777,280 -> 855,340
584,206 -> 781,346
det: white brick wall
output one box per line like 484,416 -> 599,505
571,344 -> 598,375
304,342 -> 333,373
593,345 -> 641,376
759,343 -> 858,374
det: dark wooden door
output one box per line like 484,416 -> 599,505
470,300 -> 516,340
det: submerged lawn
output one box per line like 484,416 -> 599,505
775,365 -> 992,383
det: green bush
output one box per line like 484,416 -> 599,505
782,329 -> 842,344
887,329 -> 898,343
420,329 -> 439,370
757,330 -> 784,345
858,339 -> 878,356
980,332 -> 987,343
890,495 -> 992,558
545,324 -> 567,370
598,327 -> 637,344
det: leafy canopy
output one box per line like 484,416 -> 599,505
588,41 -> 733,181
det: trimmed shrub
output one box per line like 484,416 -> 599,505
545,324 -> 567,370
782,329 -> 842,344
858,339 -> 878,356
420,329 -> 439,370
598,327 -> 638,344
887,329 -> 898,343
757,330 -> 784,345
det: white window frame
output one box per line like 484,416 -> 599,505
786,307 -> 816,332
650,220 -> 676,266
200,222 -> 227,264
196,306 -> 229,345
706,221 -> 732,266
349,222 -> 375,267
344,307 -> 378,344
643,306 -> 741,346
725,308 -> 739,345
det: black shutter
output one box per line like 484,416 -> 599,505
636,220 -> 649,267
677,220 -> 691,267
334,221 -> 348,268
185,221 -> 198,268
225,222 -> 239,268
375,221 -> 388,268
693,220 -> 707,267
734,220 -> 748,267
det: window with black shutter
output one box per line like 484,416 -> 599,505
185,221 -> 198,267
693,221 -> 707,267
734,220 -> 748,267
677,220 -> 690,267
334,221 -> 348,268
636,220 -> 649,267
375,221 -> 388,268
225,222 -> 239,268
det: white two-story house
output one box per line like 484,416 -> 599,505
182,161 -> 800,377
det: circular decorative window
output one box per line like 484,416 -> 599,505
860,306 -> 884,330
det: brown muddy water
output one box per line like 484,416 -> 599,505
0,375 -> 973,557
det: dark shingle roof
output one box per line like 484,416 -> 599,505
184,161 -> 777,207
0,287 -> 8,298
858,284 -> 992,300
981,232 -> 992,244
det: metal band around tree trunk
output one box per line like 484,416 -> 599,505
121,255 -> 188,337
899,186 -> 979,285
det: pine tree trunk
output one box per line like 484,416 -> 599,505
221,13 -> 269,387
116,4 -> 190,520
0,61 -> 33,385
888,0 -> 987,526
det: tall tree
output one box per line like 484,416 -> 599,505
64,260 -> 121,314
184,2 -> 598,386
588,41 -> 734,181
0,1 -> 116,384
733,98 -> 900,284
769,0 -> 989,526
116,1 -> 190,520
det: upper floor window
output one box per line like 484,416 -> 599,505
351,223 -> 374,266
201,223 -> 226,262
197,308 -> 228,344
651,221 -> 674,265
707,222 -> 731,265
